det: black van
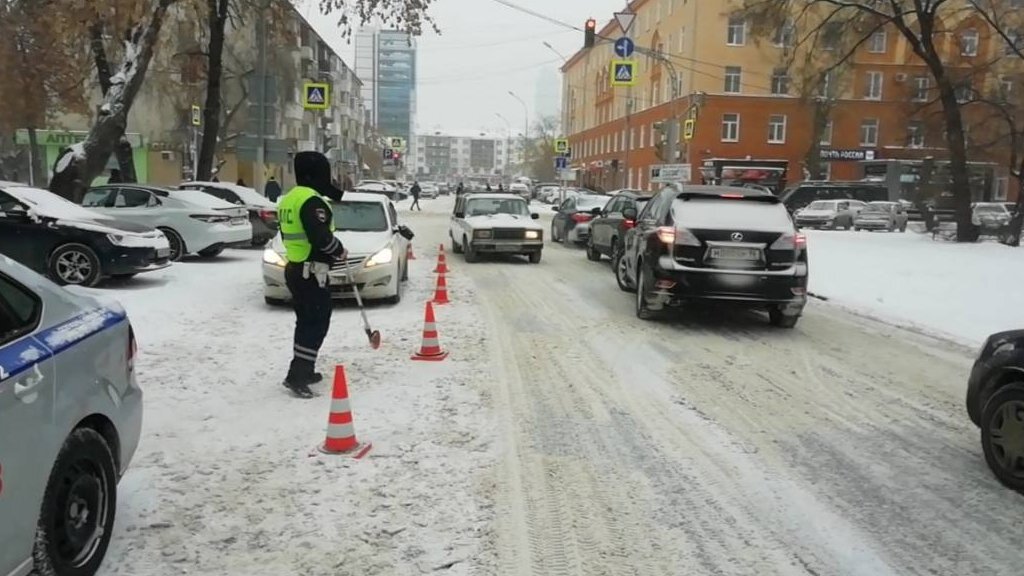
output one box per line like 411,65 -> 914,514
780,181 -> 889,212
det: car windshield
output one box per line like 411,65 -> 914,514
806,201 -> 836,211
465,197 -> 529,216
576,196 -> 611,211
334,201 -> 388,232
975,205 -> 1006,214
862,204 -> 891,213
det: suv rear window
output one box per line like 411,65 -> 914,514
672,198 -> 794,231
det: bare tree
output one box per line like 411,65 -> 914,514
525,116 -> 559,182
742,0 -> 986,241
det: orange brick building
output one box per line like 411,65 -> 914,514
560,0 -> 1021,200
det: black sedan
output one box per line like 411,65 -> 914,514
616,185 -> 808,327
179,181 -> 278,245
586,189 -> 651,262
0,183 -> 170,286
966,330 -> 1024,494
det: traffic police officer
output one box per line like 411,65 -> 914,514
278,151 -> 347,398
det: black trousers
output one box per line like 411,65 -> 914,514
284,262 -> 332,378
410,197 -> 421,210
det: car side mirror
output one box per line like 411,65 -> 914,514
531,212 -> 539,220
397,224 -> 415,240
454,211 -> 465,218
551,206 -> 559,212
622,208 -> 638,220
591,207 -> 603,216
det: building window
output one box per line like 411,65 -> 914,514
650,123 -> 655,147
956,81 -> 973,103
768,115 -> 787,143
820,120 -> 833,146
868,30 -> 887,53
1006,30 -> 1022,56
907,122 -> 924,148
721,113 -> 740,142
773,19 -> 795,47
822,22 -> 842,50
864,71 -> 883,100
913,76 -> 930,101
771,68 -> 790,95
818,71 -> 834,98
679,26 -> 686,53
961,29 -> 979,56
727,16 -> 746,46
1000,75 -> 1014,101
724,66 -> 742,93
860,118 -> 879,146
640,124 -> 646,148
996,177 -> 1009,200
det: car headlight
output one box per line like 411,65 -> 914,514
107,233 -> 127,245
263,248 -> 286,267
474,229 -> 493,239
364,247 -> 393,267
525,230 -> 540,240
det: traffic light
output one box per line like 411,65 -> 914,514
584,18 -> 596,48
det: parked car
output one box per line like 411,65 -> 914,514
972,202 -> 1014,241
178,181 -> 278,246
0,253 -> 143,576
966,329 -> 1024,494
82,184 -> 251,261
586,190 -> 652,262
616,185 -> 808,327
853,201 -> 909,232
509,182 -> 531,200
263,192 -> 412,305
781,181 -> 889,213
355,180 -> 405,201
450,194 -> 543,263
794,199 -> 867,230
0,183 -> 171,286
420,182 -> 440,199
551,194 -> 612,244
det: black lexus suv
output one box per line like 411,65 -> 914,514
615,185 -> 808,327
966,330 -> 1024,495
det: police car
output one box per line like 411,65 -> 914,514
0,253 -> 143,576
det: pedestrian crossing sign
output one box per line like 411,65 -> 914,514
303,82 -> 330,110
610,60 -> 636,87
554,138 -> 569,154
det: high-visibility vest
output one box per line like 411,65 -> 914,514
278,186 -> 335,263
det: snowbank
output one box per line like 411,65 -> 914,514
806,230 -> 1024,344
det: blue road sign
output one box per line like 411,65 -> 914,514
614,37 -> 635,58
555,156 -> 568,169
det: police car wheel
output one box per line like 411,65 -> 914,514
49,244 -> 102,287
33,428 -> 118,576
158,228 -> 186,262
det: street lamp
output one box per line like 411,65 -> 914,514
542,41 -> 568,62
508,91 -> 529,178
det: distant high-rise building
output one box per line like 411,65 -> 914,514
354,27 -> 417,175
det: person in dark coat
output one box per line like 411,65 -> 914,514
237,178 -> 246,186
264,176 -> 283,202
409,181 -> 422,211
108,169 -> 122,183
485,183 -> 492,192
456,182 -> 464,196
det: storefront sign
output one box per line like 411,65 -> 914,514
819,148 -> 876,161
15,129 -> 144,148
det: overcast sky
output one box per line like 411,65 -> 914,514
300,0 -> 626,137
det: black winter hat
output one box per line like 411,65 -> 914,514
294,151 -> 342,198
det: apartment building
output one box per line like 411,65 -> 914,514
26,2 -> 369,189
561,0 -> 1022,197
412,131 -> 517,181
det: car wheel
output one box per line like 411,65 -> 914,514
385,269 -> 403,304
158,228 -> 186,261
451,233 -> 464,254
464,236 -> 479,263
252,237 -> 271,248
853,226 -> 860,232
613,243 -> 634,293
528,251 -> 542,264
33,428 -> 117,576
981,382 -> 1024,494
769,306 -> 800,328
586,238 -> 602,261
265,296 -> 288,306
635,259 -> 657,320
198,246 -> 224,258
49,243 -> 102,287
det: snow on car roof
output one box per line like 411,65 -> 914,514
334,191 -> 393,204
182,181 -> 274,207
463,193 -> 528,201
2,184 -> 112,221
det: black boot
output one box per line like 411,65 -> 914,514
283,359 -> 318,398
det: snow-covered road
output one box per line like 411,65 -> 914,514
95,195 -> 1023,575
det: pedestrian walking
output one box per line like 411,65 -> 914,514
277,151 -> 347,398
456,182 -> 464,196
486,183 -> 492,192
410,181 -> 422,211
108,169 -> 122,183
498,183 -> 504,193
264,176 -> 282,202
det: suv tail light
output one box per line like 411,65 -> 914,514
571,213 -> 592,223
770,233 -> 807,251
657,226 -> 700,246
623,219 -> 636,230
258,209 -> 277,222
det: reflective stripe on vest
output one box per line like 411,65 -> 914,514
278,186 -> 335,262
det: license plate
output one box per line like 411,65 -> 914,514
230,218 -> 247,226
496,245 -> 520,252
709,247 -> 760,260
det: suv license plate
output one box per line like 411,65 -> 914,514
709,247 -> 760,260
496,245 -> 519,252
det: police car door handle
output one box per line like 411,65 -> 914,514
14,372 -> 43,399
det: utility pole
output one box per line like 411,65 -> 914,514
254,0 -> 268,192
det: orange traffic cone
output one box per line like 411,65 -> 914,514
432,271 -> 450,305
433,249 -> 449,274
412,301 -> 449,361
406,243 -> 416,260
318,366 -> 373,458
